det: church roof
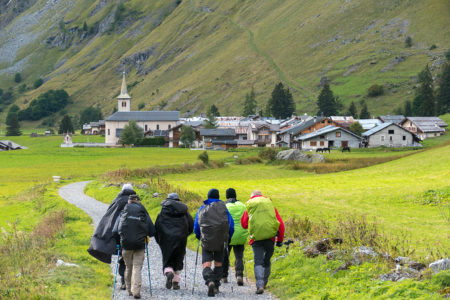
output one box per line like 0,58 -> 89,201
106,111 -> 180,122
118,72 -> 131,99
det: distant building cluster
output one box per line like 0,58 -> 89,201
83,74 -> 447,150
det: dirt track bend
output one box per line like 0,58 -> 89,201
58,181 -> 273,300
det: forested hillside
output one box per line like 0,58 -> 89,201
0,0 -> 449,127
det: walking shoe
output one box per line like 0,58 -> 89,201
128,290 -> 132,296
256,287 -> 264,294
165,272 -> 174,289
221,277 -> 228,283
237,276 -> 244,286
133,294 -> 141,299
172,281 -> 180,290
120,283 -> 126,290
207,282 -> 215,297
214,286 -> 219,295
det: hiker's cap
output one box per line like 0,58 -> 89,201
226,188 -> 236,199
207,188 -> 220,199
122,183 -> 133,191
167,193 -> 179,200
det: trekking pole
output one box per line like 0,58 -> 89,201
191,239 -> 200,295
145,241 -> 153,296
184,254 -> 187,288
112,245 -> 120,299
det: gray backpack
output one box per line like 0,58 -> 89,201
198,201 -> 229,251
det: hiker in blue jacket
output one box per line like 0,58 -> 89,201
194,189 -> 234,297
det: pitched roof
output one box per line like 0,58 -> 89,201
199,128 -> 236,136
278,116 -> 325,135
106,111 -> 180,121
404,117 -> 447,132
378,115 -> 405,124
296,125 -> 362,140
249,121 -> 280,132
355,119 -> 383,130
361,122 -> 415,137
0,140 -> 28,150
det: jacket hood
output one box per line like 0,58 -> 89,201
119,189 -> 136,197
161,199 -> 188,216
226,198 -> 237,204
204,198 -> 222,205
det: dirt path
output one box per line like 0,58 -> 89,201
58,181 -> 273,300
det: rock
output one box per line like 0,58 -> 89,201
379,266 -> 420,282
352,246 -> 378,264
276,149 -> 325,163
394,256 -> 426,271
333,261 -> 352,274
318,76 -> 330,87
56,259 -> 79,267
304,239 -> 332,257
409,261 -> 427,271
327,250 -> 342,260
429,258 -> 450,274
152,192 -> 160,198
303,244 -> 321,257
272,255 -> 286,262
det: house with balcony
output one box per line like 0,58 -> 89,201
400,117 -> 447,140
247,121 -> 280,147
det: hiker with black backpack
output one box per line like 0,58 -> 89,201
222,188 -> 248,286
113,194 -> 155,299
194,188 -> 234,297
241,190 -> 285,295
88,183 -> 136,290
155,193 -> 194,290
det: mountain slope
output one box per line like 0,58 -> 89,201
0,0 -> 449,126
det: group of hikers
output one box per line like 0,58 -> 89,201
88,184 -> 285,298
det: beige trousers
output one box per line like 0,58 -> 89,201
122,249 -> 145,296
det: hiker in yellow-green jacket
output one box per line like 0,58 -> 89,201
222,188 -> 248,286
241,190 -> 285,295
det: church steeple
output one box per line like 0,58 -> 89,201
117,72 -> 131,112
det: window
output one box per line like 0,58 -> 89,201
335,131 -> 341,137
310,141 -> 317,146
388,129 -> 394,134
122,101 -> 127,107
402,135 -> 406,140
168,124 -> 171,129
319,135 -> 325,139
243,136 -> 247,140
145,125 -> 148,131
320,141 -> 324,146
157,124 -> 160,130
381,135 -> 385,142
390,136 -> 393,141
108,129 -> 110,135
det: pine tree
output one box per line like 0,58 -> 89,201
58,115 -> 74,134
317,83 -> 339,116
243,88 -> 257,116
208,104 -> 220,117
267,82 -> 296,119
14,73 -> 22,83
359,100 -> 371,119
404,101 -> 412,116
6,111 -> 21,136
416,65 -> 435,116
118,120 -> 143,145
346,101 -> 358,118
437,62 -> 450,114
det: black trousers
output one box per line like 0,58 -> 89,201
164,246 -> 186,271
223,244 -> 244,278
201,248 -> 224,286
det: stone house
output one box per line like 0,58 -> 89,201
199,128 -> 237,150
295,125 -> 362,150
247,121 -> 280,147
362,123 -> 420,147
104,73 -> 179,144
400,117 -> 447,140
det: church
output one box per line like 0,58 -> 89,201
105,73 -> 180,144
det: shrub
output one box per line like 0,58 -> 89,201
405,36 -> 412,48
198,151 -> 209,164
33,78 -> 43,89
367,84 -> 384,97
138,103 -> 145,110
258,148 -> 278,161
14,73 -> 22,83
429,44 -> 437,50
136,137 -> 165,146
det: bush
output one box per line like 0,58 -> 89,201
405,36 -> 412,48
14,73 -> 22,83
33,78 -> 43,89
136,137 -> 165,146
138,103 -> 145,110
429,44 -> 437,50
367,84 -> 384,97
258,148 -> 278,161
198,151 -> 209,164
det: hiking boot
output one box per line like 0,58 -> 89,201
221,277 -> 228,283
207,282 -> 215,297
120,283 -> 126,290
165,272 -> 174,289
214,286 -> 219,294
133,294 -> 141,299
256,287 -> 264,294
172,281 -> 180,290
128,290 -> 133,296
237,276 -> 244,286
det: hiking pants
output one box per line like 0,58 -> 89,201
163,246 -> 186,283
122,249 -> 145,296
251,239 -> 274,289
202,248 -> 224,287
223,244 -> 244,278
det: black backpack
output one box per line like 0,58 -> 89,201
198,201 -> 229,251
118,202 -> 148,250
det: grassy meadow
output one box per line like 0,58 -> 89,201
0,130 -> 449,299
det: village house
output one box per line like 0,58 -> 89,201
199,128 -> 237,150
362,122 -> 420,148
82,120 -> 105,135
400,117 -> 447,140
168,122 -> 203,148
104,73 -> 180,144
295,125 -> 362,150
247,121 -> 280,147
277,116 -> 329,148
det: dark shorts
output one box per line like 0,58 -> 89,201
202,248 -> 224,264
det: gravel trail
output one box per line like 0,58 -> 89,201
58,181 -> 273,300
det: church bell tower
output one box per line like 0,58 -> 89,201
117,72 -> 131,112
